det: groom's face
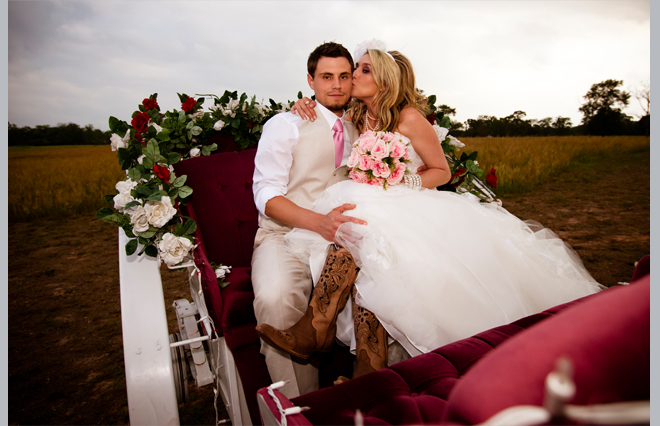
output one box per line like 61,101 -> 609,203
307,56 -> 353,114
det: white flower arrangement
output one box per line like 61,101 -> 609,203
353,39 -> 389,65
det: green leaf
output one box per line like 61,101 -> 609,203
108,116 -> 120,133
182,218 -> 197,235
167,152 -> 181,164
191,126 -> 202,136
142,157 -> 154,170
127,168 -> 141,182
101,213 -> 126,226
122,225 -> 136,238
157,128 -> 170,141
137,229 -> 157,239
125,239 -> 138,256
427,95 -> 437,106
146,139 -> 160,158
146,193 -> 162,202
178,186 -> 193,199
144,245 -> 158,257
208,143 -> 218,153
440,116 -> 451,128
201,145 -> 211,156
178,110 -> 186,123
155,154 -> 168,164
231,118 -> 240,129
136,185 -> 156,197
168,187 -> 179,199
104,194 -> 115,204
96,207 -> 114,220
297,91 -> 303,99
186,120 -> 195,130
173,175 -> 187,187
124,200 -> 141,210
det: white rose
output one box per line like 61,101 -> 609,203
113,192 -> 134,213
189,148 -> 201,158
110,129 -> 131,151
137,154 -> 145,165
190,111 -> 205,122
213,120 -> 226,131
149,122 -> 163,134
215,265 -> 232,279
433,124 -> 449,142
158,233 -> 193,266
448,135 -> 465,149
127,205 -> 150,233
115,179 -> 137,194
144,196 -> 177,228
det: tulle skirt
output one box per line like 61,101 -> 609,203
285,180 -> 604,357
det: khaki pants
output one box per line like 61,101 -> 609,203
251,228 -> 319,398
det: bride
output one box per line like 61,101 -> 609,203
256,41 -> 604,381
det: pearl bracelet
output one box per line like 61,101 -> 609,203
404,173 -> 422,190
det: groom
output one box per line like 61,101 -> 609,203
251,42 -> 365,398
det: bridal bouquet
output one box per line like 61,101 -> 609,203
346,130 -> 410,189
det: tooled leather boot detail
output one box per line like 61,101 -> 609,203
352,285 -> 388,378
256,245 -> 359,359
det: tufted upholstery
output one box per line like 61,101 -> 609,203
262,261 -> 649,426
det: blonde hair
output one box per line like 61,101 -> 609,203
389,50 -> 430,117
350,49 -> 429,133
350,49 -> 401,133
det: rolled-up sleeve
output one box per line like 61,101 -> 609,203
253,113 -> 301,216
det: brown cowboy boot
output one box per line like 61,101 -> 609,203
334,287 -> 388,384
256,245 -> 359,359
352,285 -> 388,378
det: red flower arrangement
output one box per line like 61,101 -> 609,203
142,98 -> 159,110
153,164 -> 171,181
131,111 -> 150,133
181,97 -> 197,113
486,167 -> 497,189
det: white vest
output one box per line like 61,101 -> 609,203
258,108 -> 359,233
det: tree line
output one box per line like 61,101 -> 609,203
447,79 -> 650,137
8,122 -> 111,147
8,79 -> 650,146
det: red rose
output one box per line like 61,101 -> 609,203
181,97 -> 196,113
486,167 -> 497,189
131,111 -> 150,133
451,168 -> 467,186
135,133 -> 144,145
248,120 -> 254,130
154,164 -> 171,181
143,98 -> 159,110
425,114 -> 436,125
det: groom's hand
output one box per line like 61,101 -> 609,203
320,204 -> 367,244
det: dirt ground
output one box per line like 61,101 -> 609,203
7,146 -> 650,425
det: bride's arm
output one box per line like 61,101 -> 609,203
397,108 -> 452,189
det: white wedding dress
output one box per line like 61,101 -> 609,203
284,133 -> 604,358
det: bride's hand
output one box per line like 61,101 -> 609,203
291,97 -> 317,121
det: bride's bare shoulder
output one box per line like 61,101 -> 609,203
397,107 -> 429,134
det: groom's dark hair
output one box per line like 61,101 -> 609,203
307,42 -> 354,77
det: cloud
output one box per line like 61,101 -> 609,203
7,1 -> 650,130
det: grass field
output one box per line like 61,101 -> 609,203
462,135 -> 650,194
8,136 -> 650,221
9,145 -> 125,220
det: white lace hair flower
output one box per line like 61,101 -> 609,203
353,39 -> 392,65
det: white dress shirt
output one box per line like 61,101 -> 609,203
253,104 -> 351,216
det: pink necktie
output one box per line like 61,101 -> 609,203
332,119 -> 344,168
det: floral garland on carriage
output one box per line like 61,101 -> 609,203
98,91 -> 497,270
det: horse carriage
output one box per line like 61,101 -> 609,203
117,144 -> 650,426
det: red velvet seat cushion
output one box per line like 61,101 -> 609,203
291,298 -> 585,425
443,276 -> 650,425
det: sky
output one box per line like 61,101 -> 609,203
7,0 -> 651,131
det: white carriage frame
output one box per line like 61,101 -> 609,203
118,229 -> 253,425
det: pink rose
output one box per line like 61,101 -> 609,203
382,133 -> 394,142
358,154 -> 374,171
386,162 -> 406,186
350,169 -> 369,184
347,149 -> 360,168
372,160 -> 391,178
370,138 -> 389,161
389,140 -> 407,159
367,177 -> 384,187
357,133 -> 377,154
